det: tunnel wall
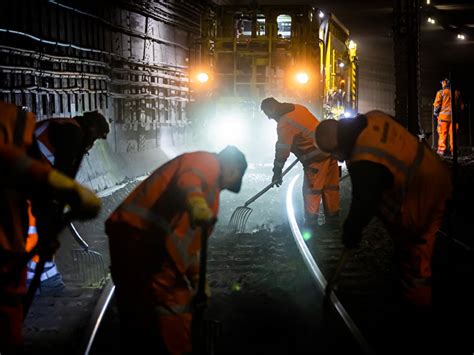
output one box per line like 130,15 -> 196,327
0,0 -> 204,191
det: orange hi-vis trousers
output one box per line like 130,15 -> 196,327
302,158 -> 340,222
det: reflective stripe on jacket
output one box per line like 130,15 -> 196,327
274,104 -> 324,168
349,111 -> 452,233
106,152 -> 221,276
34,118 -> 81,166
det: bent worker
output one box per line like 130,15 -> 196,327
26,111 -> 110,296
314,110 -> 452,307
105,145 -> 247,354
0,101 -> 101,353
260,97 -> 340,231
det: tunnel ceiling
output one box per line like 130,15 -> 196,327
229,1 -> 474,69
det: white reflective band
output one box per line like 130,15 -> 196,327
28,226 -> 37,234
276,143 -> 291,150
155,303 -> 191,316
300,148 -> 322,162
26,265 -> 59,282
35,122 -> 55,164
281,116 -> 311,135
36,141 -> 55,164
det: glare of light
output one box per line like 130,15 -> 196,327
318,11 -> 325,18
427,17 -> 435,24
296,72 -> 309,84
457,34 -> 465,40
232,283 -> 241,292
210,114 -> 246,148
344,111 -> 352,118
426,0 -> 430,4
302,230 -> 312,241
196,72 -> 209,83
339,62 -> 345,68
348,40 -> 357,50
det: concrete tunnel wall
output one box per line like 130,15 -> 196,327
0,0 -> 207,192
75,124 -> 189,192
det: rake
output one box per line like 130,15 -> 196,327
69,222 -> 107,287
228,158 -> 299,233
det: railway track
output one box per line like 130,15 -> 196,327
81,169 -> 470,355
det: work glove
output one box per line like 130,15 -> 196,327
272,167 -> 283,187
186,195 -> 214,228
342,230 -> 362,250
47,170 -> 101,220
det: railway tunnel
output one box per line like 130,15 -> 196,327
1,0 -> 473,354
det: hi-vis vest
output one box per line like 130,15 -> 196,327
433,88 -> 452,122
106,152 -> 221,276
34,118 -> 81,165
274,104 -> 324,169
0,101 -> 41,252
349,111 -> 452,232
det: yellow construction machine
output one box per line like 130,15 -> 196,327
187,4 -> 358,156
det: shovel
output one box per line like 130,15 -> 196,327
227,158 -> 299,233
192,223 -> 222,355
324,249 -> 351,303
24,211 -> 74,317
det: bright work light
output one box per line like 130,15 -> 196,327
196,72 -> 209,83
296,72 -> 309,84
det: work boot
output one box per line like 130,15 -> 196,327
39,273 -> 66,297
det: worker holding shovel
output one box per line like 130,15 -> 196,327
314,110 -> 452,308
106,146 -> 247,354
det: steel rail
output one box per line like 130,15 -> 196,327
82,279 -> 115,355
285,174 -> 374,355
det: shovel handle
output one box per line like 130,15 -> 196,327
69,222 -> 90,251
244,158 -> 299,207
325,249 -> 351,296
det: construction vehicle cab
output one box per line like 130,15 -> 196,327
188,4 -> 358,159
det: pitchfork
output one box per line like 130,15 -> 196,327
227,158 -> 299,233
69,223 -> 107,287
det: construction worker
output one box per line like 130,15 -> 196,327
314,110 -> 452,307
105,145 -> 247,354
26,111 -> 110,295
0,101 -> 101,353
433,78 -> 464,155
260,97 -> 340,230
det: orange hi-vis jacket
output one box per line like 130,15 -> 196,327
106,152 -> 221,278
433,88 -> 452,122
0,101 -> 51,252
274,104 -> 324,169
34,118 -> 81,166
349,111 -> 452,233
